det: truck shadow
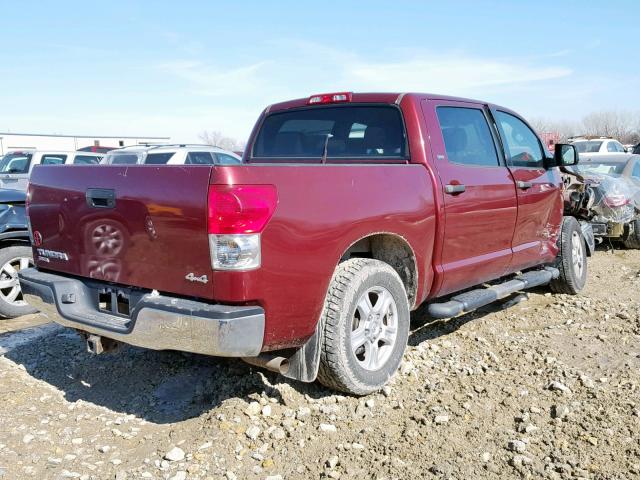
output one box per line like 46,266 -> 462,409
3,293 -> 527,424
2,326 -> 294,424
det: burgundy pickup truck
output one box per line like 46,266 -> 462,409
19,92 -> 588,394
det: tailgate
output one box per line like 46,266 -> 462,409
28,165 -> 214,299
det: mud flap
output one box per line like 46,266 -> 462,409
279,320 -> 323,383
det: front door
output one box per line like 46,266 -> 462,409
423,100 -> 518,297
490,109 -> 563,271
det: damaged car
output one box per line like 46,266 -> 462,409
570,153 -> 640,248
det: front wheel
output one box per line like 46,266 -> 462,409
550,217 -> 587,295
317,258 -> 410,395
0,245 -> 38,318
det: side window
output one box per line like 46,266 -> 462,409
215,153 -> 242,165
632,162 -> 640,179
436,106 -> 499,167
615,142 -> 625,152
74,155 -> 100,165
607,142 -> 618,153
41,154 -> 68,165
186,152 -> 214,165
494,111 -> 544,168
145,152 -> 175,165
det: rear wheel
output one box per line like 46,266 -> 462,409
623,219 -> 640,249
0,245 -> 37,318
550,217 -> 587,295
317,258 -> 410,395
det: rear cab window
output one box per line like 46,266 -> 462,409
252,105 -> 407,161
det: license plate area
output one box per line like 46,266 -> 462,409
98,288 -> 131,318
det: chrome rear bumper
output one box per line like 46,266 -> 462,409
18,268 -> 265,357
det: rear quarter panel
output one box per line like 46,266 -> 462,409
210,164 -> 436,350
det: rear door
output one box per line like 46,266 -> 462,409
27,165 -> 214,298
490,109 -> 562,270
422,100 -> 518,297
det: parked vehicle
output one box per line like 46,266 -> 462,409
571,153 -> 640,247
569,137 -> 627,155
0,189 -> 36,318
20,92 -> 588,394
77,146 -> 117,153
633,143 -> 640,155
100,144 -> 242,165
0,150 -> 103,191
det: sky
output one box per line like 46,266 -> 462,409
1,0 -> 638,143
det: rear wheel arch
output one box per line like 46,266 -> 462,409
267,233 -> 418,386
339,233 -> 419,309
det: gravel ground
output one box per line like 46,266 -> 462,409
1,248 -> 639,480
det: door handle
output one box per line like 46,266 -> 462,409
517,181 -> 533,190
445,184 -> 466,194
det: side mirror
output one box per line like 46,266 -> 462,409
551,143 -> 579,167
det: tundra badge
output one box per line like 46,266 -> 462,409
37,248 -> 69,261
185,272 -> 208,284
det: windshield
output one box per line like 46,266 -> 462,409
253,105 -> 407,160
0,152 -> 33,173
573,162 -> 626,176
573,141 -> 603,153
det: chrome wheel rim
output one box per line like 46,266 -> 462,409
571,231 -> 584,278
0,256 -> 33,306
351,286 -> 398,371
92,224 -> 123,256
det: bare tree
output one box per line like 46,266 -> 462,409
198,130 -> 246,151
529,117 -> 578,142
529,111 -> 640,145
579,110 -> 640,144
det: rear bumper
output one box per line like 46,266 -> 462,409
18,268 -> 265,357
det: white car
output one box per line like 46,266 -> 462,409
0,150 -> 103,191
570,137 -> 627,156
101,144 -> 242,165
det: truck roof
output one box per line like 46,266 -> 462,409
267,92 -> 492,113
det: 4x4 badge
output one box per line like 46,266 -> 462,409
185,272 -> 208,284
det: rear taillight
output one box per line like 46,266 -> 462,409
207,185 -> 277,270
308,92 -> 352,105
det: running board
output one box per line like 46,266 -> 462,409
427,267 -> 559,319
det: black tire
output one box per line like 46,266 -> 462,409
549,217 -> 587,295
317,258 -> 410,395
623,220 -> 640,249
0,245 -> 37,318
